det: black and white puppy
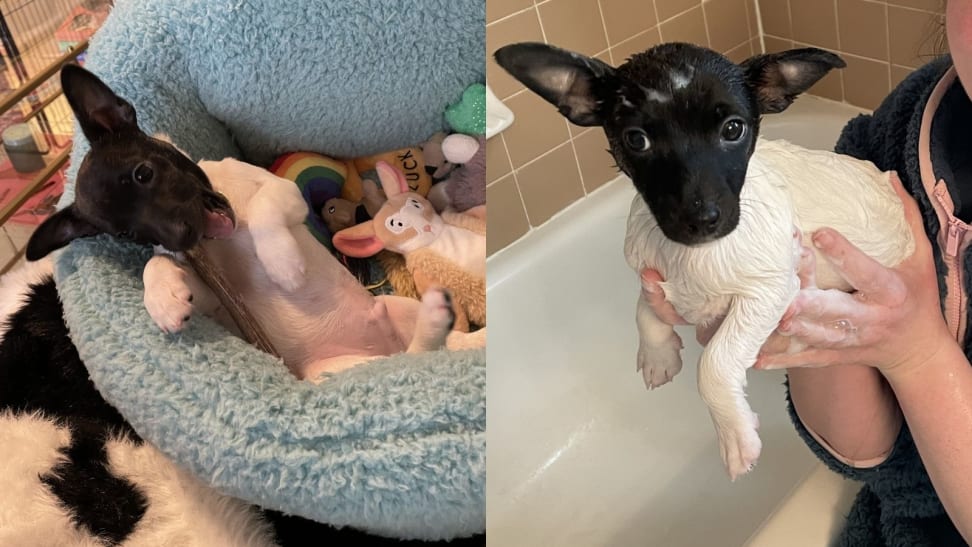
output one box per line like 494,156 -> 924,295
25,65 -> 482,381
495,42 -> 914,479
26,66 -> 237,257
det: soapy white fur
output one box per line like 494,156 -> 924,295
624,138 -> 915,480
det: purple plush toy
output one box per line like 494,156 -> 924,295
427,133 -> 485,213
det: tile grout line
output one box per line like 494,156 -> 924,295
742,0 -> 754,53
833,0 -> 842,51
533,1 -> 549,43
700,2 -> 713,48
660,4 -> 707,28
883,2 -> 893,95
499,1 -> 542,234
610,26 -> 659,62
568,136 -> 588,196
486,5 -> 542,27
569,0 -> 617,194
510,138 -> 576,178
872,1 -> 943,16
503,132 -> 536,229
788,38 -> 910,69
743,0 -> 752,41
527,0 -> 584,212
595,0 -> 614,66
753,0 -> 766,53
499,133 -> 514,181
650,0 -> 662,43
513,173 -> 537,228
567,124 -> 587,196
727,36 -> 755,57
832,0 -> 846,102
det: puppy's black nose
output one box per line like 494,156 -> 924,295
687,201 -> 721,235
698,203 -> 720,227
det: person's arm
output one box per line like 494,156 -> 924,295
886,341 -> 972,538
787,367 -> 902,465
757,176 -> 972,541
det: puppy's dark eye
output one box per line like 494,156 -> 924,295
117,230 -> 134,239
133,162 -> 154,184
327,205 -> 336,214
623,128 -> 650,152
721,119 -> 746,142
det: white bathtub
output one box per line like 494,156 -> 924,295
486,96 -> 869,547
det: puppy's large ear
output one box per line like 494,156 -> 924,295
740,48 -> 846,114
25,206 -> 101,261
60,64 -> 138,142
494,42 -> 618,126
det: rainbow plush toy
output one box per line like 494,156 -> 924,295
269,152 -> 353,248
271,147 -> 438,247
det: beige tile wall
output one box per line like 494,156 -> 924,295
487,0 -> 760,254
760,0 -> 946,110
487,0 -> 947,255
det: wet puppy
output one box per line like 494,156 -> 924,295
27,65 -> 480,381
495,42 -> 914,479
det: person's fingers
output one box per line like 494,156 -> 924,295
797,246 -> 817,289
889,172 -> 934,265
778,317 -> 861,348
640,268 -> 688,325
760,332 -> 792,354
811,228 -> 903,301
696,318 -> 723,345
640,269 -> 663,285
755,347 -> 854,370
787,288 -> 867,322
889,172 -> 924,237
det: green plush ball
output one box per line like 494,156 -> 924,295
445,83 -> 486,135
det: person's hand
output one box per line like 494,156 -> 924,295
640,269 -> 720,345
755,173 -> 955,380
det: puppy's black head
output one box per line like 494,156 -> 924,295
494,42 -> 845,245
25,64 -> 235,261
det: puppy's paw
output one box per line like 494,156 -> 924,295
422,287 -> 456,331
254,229 -> 306,292
144,268 -> 193,334
409,288 -> 455,352
637,335 -> 683,389
716,414 -> 762,481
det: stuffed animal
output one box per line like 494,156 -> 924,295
272,146 -> 442,243
445,83 -> 486,136
427,133 -> 486,214
320,178 -> 386,233
270,152 -> 352,248
348,146 -> 433,200
319,178 -> 421,299
333,161 -> 486,330
273,148 -> 445,297
420,131 -> 459,184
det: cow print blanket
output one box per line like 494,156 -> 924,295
0,260 -> 483,546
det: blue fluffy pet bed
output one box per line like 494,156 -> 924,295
53,0 -> 484,540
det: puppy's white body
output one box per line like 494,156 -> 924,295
625,138 -> 914,479
144,158 -> 480,381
